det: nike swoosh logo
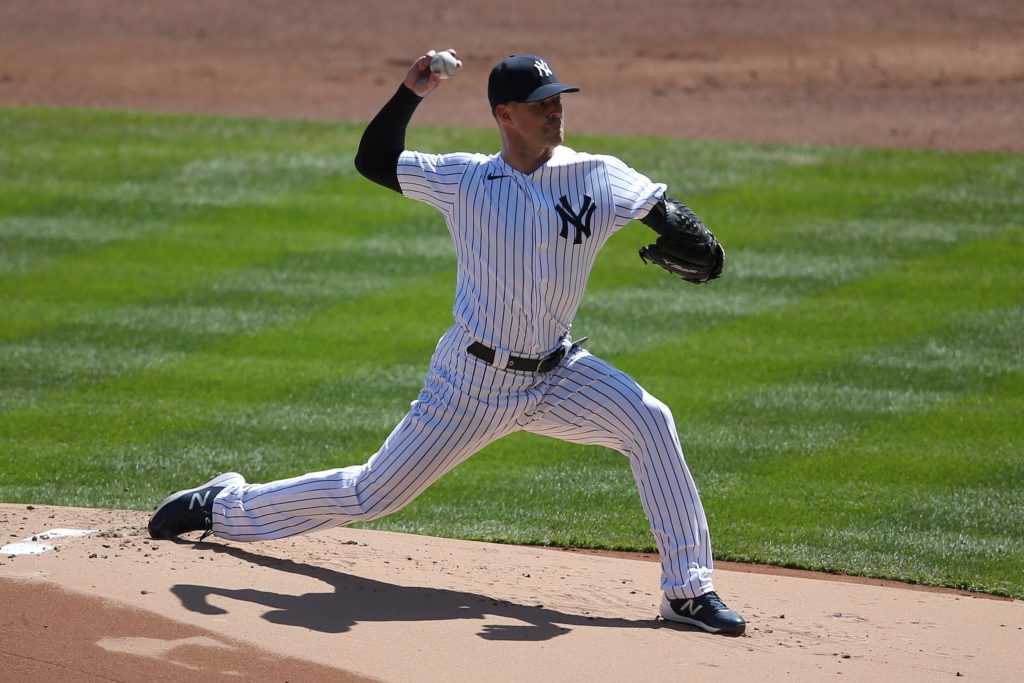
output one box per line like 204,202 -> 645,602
486,173 -> 510,180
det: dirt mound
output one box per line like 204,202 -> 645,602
3,505 -> 1022,681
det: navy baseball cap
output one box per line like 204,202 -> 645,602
488,54 -> 579,110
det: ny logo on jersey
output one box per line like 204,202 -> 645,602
555,195 -> 596,245
534,59 -> 553,77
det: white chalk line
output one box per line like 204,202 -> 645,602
1,528 -> 100,555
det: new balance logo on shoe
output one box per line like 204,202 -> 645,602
189,490 -> 212,510
659,592 -> 746,635
148,472 -> 246,540
673,599 -> 703,617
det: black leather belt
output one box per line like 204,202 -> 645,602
467,337 -> 587,373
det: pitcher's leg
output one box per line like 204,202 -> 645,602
525,351 -> 714,599
213,377 -> 523,542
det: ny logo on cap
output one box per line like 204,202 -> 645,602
533,59 -> 553,77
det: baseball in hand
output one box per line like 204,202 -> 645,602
430,50 -> 458,79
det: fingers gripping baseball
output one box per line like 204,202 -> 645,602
405,49 -> 461,97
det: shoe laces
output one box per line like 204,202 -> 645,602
197,515 -> 214,543
701,591 -> 727,611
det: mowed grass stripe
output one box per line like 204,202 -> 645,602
1,267 -> 456,505
0,106 -> 363,273
621,223 -> 1022,398
0,208 -> 454,404
578,139 -> 1022,356
0,180 -> 385,341
2,108 -> 1022,596
0,220 -> 458,423
9,189 -> 1007,483
0,107 -> 387,341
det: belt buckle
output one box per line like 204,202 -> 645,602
538,347 -> 562,372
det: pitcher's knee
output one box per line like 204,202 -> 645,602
627,394 -> 682,455
349,481 -> 418,522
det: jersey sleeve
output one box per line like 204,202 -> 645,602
397,150 -> 478,215
601,155 -> 667,232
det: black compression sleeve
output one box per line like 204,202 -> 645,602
354,85 -> 423,193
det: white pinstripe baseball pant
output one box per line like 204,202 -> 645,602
213,324 -> 715,599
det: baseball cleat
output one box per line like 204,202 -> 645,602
660,591 -> 746,635
148,472 -> 245,540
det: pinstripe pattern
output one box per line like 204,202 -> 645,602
524,348 -> 713,596
397,146 -> 664,355
212,145 -> 717,599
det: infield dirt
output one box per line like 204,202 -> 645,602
2,0 -> 1022,151
1,1 -> 1022,681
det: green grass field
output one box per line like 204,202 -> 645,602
1,107 -> 1021,598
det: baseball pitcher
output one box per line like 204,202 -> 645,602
149,49 -> 743,635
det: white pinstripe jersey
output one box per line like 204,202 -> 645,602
397,145 -> 665,356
